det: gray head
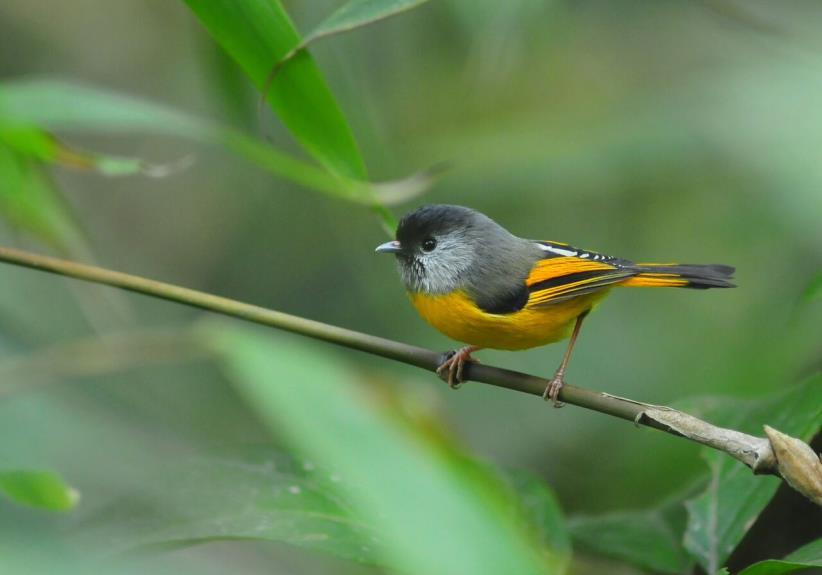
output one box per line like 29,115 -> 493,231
375,205 -> 542,305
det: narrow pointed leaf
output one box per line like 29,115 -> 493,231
183,0 -> 366,180
311,0 -> 433,41
208,324 -> 554,575
0,79 -> 381,204
0,78 -> 413,232
1,126 -> 191,178
276,0 -> 434,71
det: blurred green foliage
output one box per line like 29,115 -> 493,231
681,376 -> 821,573
736,538 -> 822,575
0,1 -> 820,574
209,323 -> 557,575
0,469 -> 78,511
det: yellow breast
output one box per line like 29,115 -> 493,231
409,289 -> 607,350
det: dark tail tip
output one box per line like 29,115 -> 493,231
637,263 -> 736,289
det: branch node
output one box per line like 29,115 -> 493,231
599,392 -> 672,410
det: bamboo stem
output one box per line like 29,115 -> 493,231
1,245 -> 816,500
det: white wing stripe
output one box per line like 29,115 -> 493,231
536,243 -> 577,257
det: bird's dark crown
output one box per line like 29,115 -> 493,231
395,204 -> 480,246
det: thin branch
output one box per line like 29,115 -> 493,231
0,246 -> 817,503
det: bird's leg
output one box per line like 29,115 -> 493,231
436,346 -> 481,389
543,311 -> 589,408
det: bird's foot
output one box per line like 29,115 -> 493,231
542,371 -> 566,408
436,346 -> 480,389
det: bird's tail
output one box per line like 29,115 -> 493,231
622,263 -> 736,289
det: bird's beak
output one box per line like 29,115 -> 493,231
375,240 -> 403,254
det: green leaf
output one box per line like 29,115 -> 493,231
0,126 -> 191,178
802,272 -> 822,303
274,0 -> 434,72
0,121 -> 185,246
310,0 -> 433,42
0,126 -> 60,159
75,454 -> 571,571
0,79 -> 420,218
207,324 -> 554,575
737,538 -> 822,575
183,0 -> 366,180
682,375 -> 822,574
787,538 -> 822,564
76,448 -> 381,564
0,79 -> 344,193
183,1 -> 410,231
0,80 -> 202,135
0,469 -> 79,511
498,469 -> 571,572
0,144 -> 83,248
568,509 -> 691,574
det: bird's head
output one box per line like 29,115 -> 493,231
375,204 -> 519,295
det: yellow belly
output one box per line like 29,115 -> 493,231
409,289 -> 608,350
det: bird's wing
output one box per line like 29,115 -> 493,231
525,241 -> 637,306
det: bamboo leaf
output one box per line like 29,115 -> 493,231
310,0 -> 433,42
271,0 -> 434,75
0,79 -> 422,220
183,0 -> 366,180
207,324 -> 555,575
0,126 -> 192,178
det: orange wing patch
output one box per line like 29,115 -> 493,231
526,257 -> 617,285
526,257 -> 634,306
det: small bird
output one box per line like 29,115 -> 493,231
375,204 -> 735,406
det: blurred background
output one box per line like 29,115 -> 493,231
0,1 -> 820,573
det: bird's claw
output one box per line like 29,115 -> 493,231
542,372 -> 566,408
436,347 -> 479,389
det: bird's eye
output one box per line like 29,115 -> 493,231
421,238 -> 437,252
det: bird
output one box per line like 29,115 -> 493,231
375,204 -> 735,406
